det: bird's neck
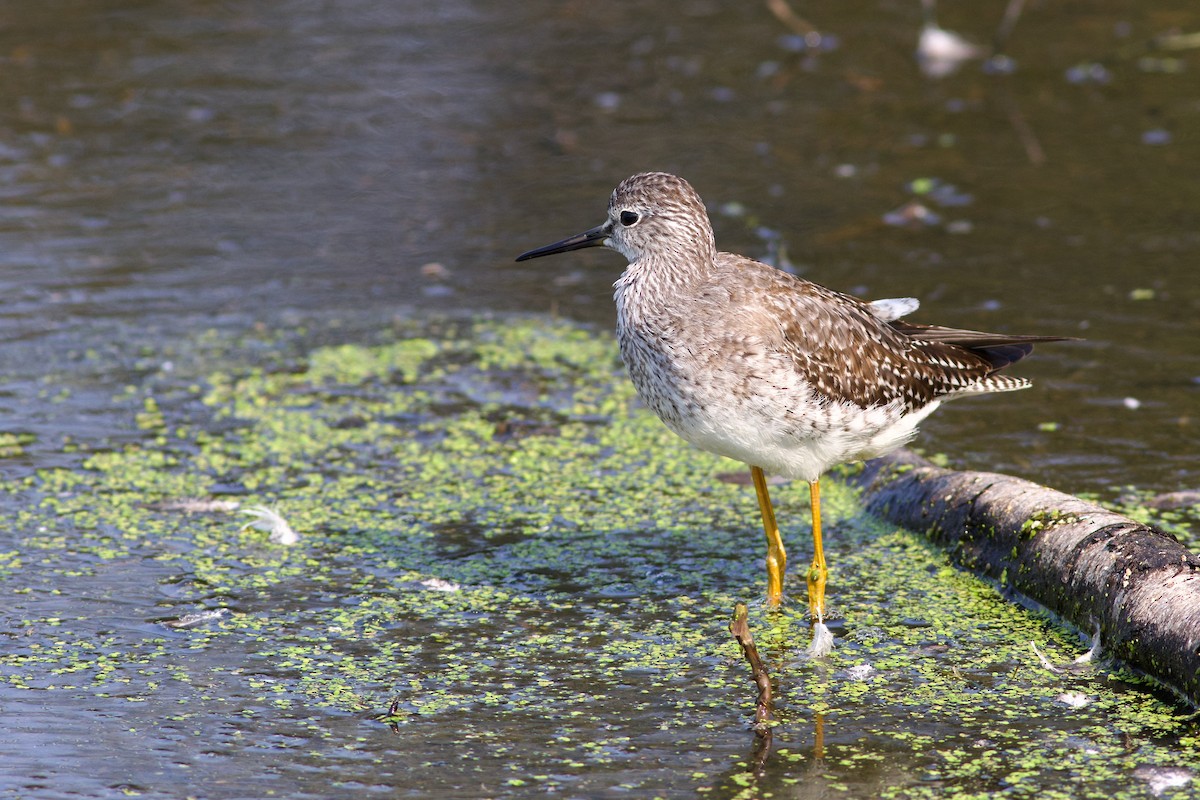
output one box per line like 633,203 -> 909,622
614,234 -> 714,302
614,256 -> 693,327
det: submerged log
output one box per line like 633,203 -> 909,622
844,450 -> 1200,707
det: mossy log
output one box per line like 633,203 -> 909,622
845,450 -> 1200,707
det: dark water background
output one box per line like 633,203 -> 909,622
0,0 -> 1196,496
1,1 -> 1198,797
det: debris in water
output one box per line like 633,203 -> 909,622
1031,626 -> 1101,673
145,498 -> 241,514
806,621 -> 834,659
882,201 -> 942,229
162,608 -> 230,629
1055,691 -> 1092,709
416,577 -> 460,593
241,505 -> 300,545
843,664 -> 876,681
916,0 -> 985,78
1133,765 -> 1194,797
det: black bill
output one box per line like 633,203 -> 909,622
515,223 -> 610,261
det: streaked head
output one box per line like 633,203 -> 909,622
515,172 -> 715,266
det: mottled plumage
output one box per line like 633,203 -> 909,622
517,172 -> 1066,639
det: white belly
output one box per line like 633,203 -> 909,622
619,325 -> 939,482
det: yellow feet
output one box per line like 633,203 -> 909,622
807,563 -> 828,622
750,466 -> 786,609
807,478 -> 829,623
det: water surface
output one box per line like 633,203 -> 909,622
1,1 -> 1198,797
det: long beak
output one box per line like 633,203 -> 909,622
515,223 -> 610,261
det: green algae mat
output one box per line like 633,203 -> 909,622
2,315 -> 1197,799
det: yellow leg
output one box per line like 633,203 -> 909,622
807,479 -> 829,622
750,466 -> 786,608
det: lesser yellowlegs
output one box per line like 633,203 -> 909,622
517,172 -> 1065,639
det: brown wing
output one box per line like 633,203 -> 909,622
714,254 -> 1066,410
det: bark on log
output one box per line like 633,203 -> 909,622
844,449 -> 1200,707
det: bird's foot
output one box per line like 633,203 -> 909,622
806,561 -> 828,623
804,561 -> 833,657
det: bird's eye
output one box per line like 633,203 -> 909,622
620,211 -> 640,226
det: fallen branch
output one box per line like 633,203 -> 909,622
844,450 -> 1200,706
729,603 -> 774,734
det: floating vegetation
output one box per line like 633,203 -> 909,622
2,315 -> 1197,798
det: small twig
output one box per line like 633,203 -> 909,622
729,603 -> 774,734
992,0 -> 1027,55
384,697 -> 405,734
750,723 -> 773,773
1000,90 -> 1046,166
764,0 -> 819,41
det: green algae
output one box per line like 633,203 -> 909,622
1086,487 -> 1199,550
0,431 -> 36,457
2,314 -> 1197,798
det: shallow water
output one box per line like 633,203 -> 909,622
4,317 -> 1198,799
1,1 -> 1198,797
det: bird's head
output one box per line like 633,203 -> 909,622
516,172 -> 715,267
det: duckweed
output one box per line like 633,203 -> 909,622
1,315 -> 1195,798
